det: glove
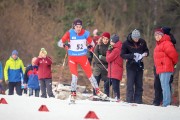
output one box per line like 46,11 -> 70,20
99,55 -> 102,59
63,43 -> 70,50
87,45 -> 93,52
142,52 -> 147,57
108,45 -> 113,51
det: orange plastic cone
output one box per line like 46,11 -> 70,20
84,111 -> 99,120
0,98 -> 8,104
38,105 -> 49,112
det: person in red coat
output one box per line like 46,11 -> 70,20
34,48 -> 54,98
106,34 -> 123,100
153,28 -> 178,107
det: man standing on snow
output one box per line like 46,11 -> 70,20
58,18 -> 107,102
121,29 -> 149,104
4,50 -> 25,95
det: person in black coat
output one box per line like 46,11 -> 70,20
120,29 -> 149,104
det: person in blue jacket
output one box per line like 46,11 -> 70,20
24,57 -> 40,97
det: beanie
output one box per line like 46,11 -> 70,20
161,26 -> 171,34
111,34 -> 119,43
12,50 -> 18,56
102,32 -> 110,39
131,29 -> 140,39
73,18 -> 82,26
154,28 -> 164,36
40,48 -> 47,55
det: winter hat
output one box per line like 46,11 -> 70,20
110,34 -> 119,43
131,29 -> 140,39
154,28 -> 164,36
102,32 -> 110,39
93,29 -> 98,36
73,18 -> 82,26
12,50 -> 18,56
161,26 -> 171,34
40,48 -> 47,55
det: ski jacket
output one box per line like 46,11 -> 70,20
0,62 -> 2,80
154,34 -> 178,74
34,56 -> 52,80
4,57 -> 25,82
24,65 -> 40,89
93,41 -> 109,77
106,41 -> 123,81
120,33 -> 149,71
61,29 -> 94,56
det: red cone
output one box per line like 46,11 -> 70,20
0,98 -> 8,104
38,105 -> 49,112
84,111 -> 99,120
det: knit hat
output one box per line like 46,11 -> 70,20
131,29 -> 141,39
110,34 -> 119,43
12,50 -> 18,56
40,48 -> 47,55
73,18 -> 82,26
102,32 -> 110,39
154,28 -> 164,36
161,26 -> 171,34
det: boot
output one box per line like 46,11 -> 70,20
96,88 -> 107,100
70,91 -> 76,103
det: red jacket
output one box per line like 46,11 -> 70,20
154,34 -> 178,74
34,56 -> 52,80
106,41 -> 123,80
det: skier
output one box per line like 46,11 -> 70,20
58,18 -> 107,103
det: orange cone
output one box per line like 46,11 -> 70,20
38,105 -> 49,112
84,111 -> 99,120
0,98 -> 8,104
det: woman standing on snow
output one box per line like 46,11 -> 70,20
93,32 -> 110,96
106,34 -> 123,100
153,28 -> 178,107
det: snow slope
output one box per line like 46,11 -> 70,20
0,95 -> 180,120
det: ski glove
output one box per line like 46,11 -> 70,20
63,43 -> 70,50
87,45 -> 93,52
108,45 -> 113,51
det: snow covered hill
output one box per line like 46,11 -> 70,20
0,95 -> 180,120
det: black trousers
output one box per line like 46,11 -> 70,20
153,67 -> 173,105
39,78 -> 54,98
126,68 -> 143,104
8,81 -> 22,95
104,78 -> 120,99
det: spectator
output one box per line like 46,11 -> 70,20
120,29 -> 149,104
93,32 -> 110,96
106,34 -> 123,100
24,57 -> 40,97
153,28 -> 178,107
34,48 -> 54,98
4,50 -> 25,95
0,60 -> 5,94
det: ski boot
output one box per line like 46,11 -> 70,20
96,88 -> 107,100
70,91 -> 76,104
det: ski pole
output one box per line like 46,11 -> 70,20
59,52 -> 68,83
91,51 -> 108,72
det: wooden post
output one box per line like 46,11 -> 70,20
179,71 -> 180,106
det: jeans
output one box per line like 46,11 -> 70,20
159,72 -> 172,107
29,88 -> 40,97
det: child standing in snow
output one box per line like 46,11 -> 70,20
106,34 -> 123,100
58,18 -> 107,102
24,57 -> 40,97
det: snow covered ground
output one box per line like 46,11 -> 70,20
0,94 -> 180,120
